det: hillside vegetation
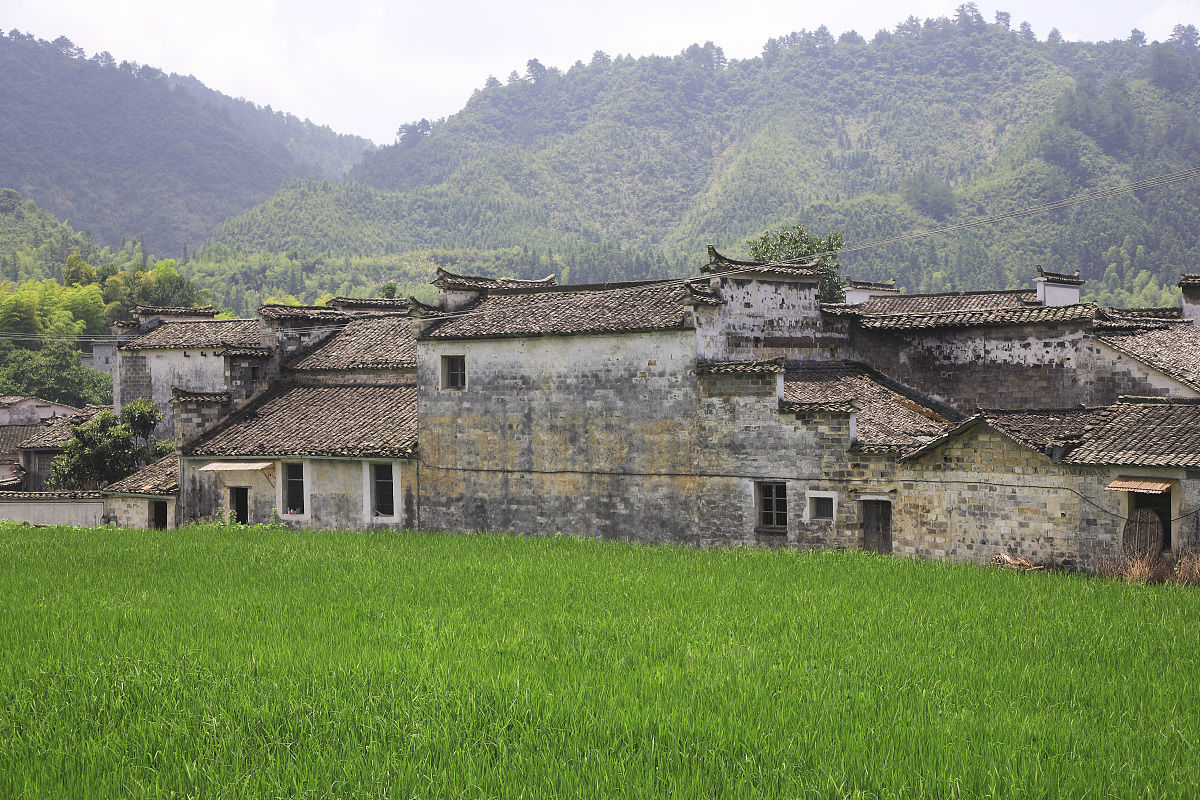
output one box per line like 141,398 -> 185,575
0,28 -> 373,256
2,525 -> 1198,797
197,13 -> 1200,307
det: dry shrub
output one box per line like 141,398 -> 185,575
1094,553 -> 1189,585
1173,552 -> 1200,587
1122,553 -> 1169,584
1095,556 -> 1125,580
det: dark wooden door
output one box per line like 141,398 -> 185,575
862,500 -> 892,554
230,487 -> 249,524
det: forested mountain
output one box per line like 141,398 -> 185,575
197,11 -> 1200,310
0,28 -> 373,256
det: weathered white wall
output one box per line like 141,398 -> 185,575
0,497 -> 105,526
118,348 -> 228,438
0,399 -> 79,425
180,457 -> 415,529
417,331 -> 704,541
695,277 -> 851,361
104,496 -> 177,529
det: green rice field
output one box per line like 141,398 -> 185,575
1,523 -> 1198,798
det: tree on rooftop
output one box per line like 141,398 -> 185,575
747,224 -> 845,302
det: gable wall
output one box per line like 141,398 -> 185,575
0,399 -> 77,425
853,325 -> 1197,412
697,278 -> 852,361
895,426 -> 1116,569
117,349 -> 227,439
417,331 -> 703,542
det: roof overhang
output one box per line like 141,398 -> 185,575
198,461 -> 275,473
1105,477 -> 1173,494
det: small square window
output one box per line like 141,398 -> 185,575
810,495 -> 834,520
441,355 -> 467,390
757,481 -> 787,530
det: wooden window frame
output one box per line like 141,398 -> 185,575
756,481 -> 788,532
441,355 -> 467,390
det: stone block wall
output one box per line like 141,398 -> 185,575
173,399 -> 231,445
894,426 -> 1115,569
227,357 -> 271,406
417,331 -> 704,544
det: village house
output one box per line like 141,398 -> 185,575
6,256 -> 1200,571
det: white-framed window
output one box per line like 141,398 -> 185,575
277,460 -> 310,519
440,355 -> 467,390
362,461 -> 401,522
807,491 -> 837,522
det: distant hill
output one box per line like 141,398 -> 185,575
0,29 -> 373,256
197,14 -> 1200,310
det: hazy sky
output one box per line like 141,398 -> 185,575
3,0 -> 1196,143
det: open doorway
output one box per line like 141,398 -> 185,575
229,487 -> 249,524
149,500 -> 168,529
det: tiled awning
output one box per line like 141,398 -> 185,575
1104,477 -> 1173,494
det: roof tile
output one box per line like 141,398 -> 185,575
120,319 -> 262,350
418,281 -> 705,340
106,453 -> 179,495
186,384 -> 416,459
782,362 -> 956,450
288,315 -> 416,372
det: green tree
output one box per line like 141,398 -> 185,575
47,398 -> 170,490
0,340 -> 112,407
748,225 -> 846,302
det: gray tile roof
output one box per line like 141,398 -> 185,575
433,268 -> 557,290
287,315 -> 416,372
781,361 -> 956,450
980,408 -> 1107,451
18,406 -> 109,450
418,281 -> 716,340
0,424 -> 41,453
257,304 -> 350,322
1105,306 -> 1182,320
170,388 -> 231,404
697,358 -> 785,375
905,398 -> 1200,468
119,319 -> 262,350
106,453 -> 179,496
823,289 -> 1038,316
1062,398 -> 1200,467
701,245 -> 822,280
327,296 -> 414,313
849,303 -> 1099,331
1094,323 -> 1200,390
128,305 -> 217,317
186,384 -> 417,459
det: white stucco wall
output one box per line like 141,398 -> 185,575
0,399 -> 80,425
0,498 -> 105,526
